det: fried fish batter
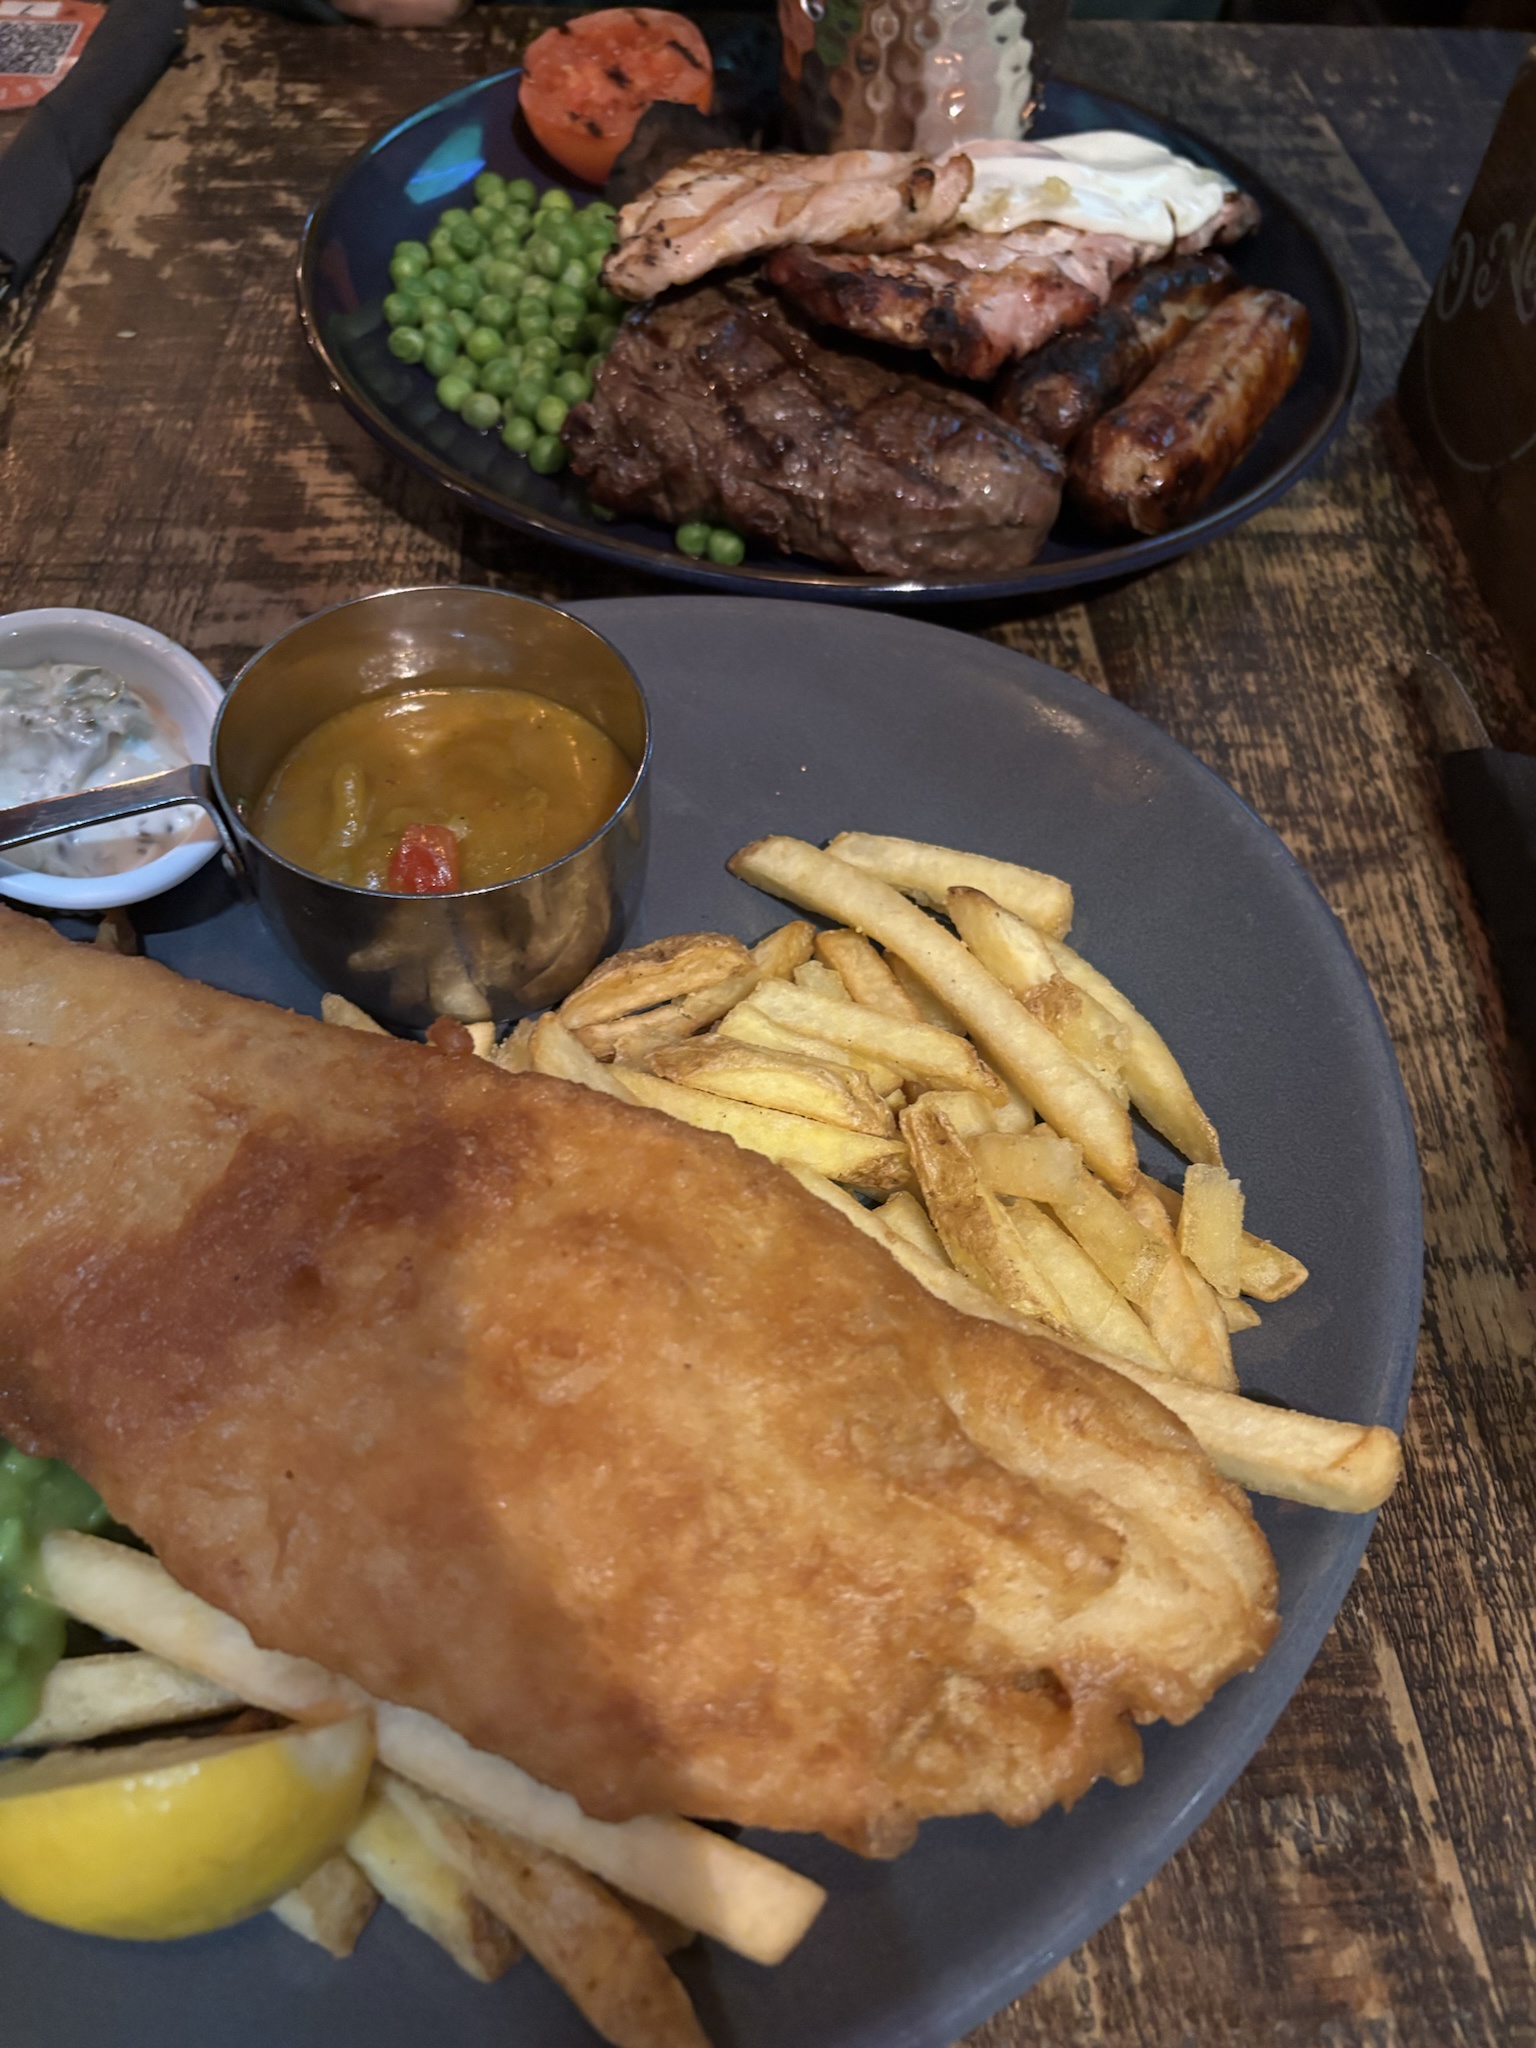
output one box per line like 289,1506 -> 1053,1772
0,911 -> 1277,1855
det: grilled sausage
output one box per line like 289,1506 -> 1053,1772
1067,287 -> 1309,537
993,255 -> 1237,450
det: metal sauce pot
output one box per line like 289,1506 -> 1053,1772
0,587 -> 651,1031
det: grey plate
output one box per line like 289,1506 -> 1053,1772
4,598 -> 1420,2048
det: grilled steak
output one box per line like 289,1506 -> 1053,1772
993,254 -> 1236,449
1067,286 -> 1309,537
562,280 -> 1064,578
767,192 -> 1262,383
603,147 -> 974,301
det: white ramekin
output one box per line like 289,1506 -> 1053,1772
0,608 -> 223,912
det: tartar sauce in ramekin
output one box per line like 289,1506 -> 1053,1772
0,662 -> 199,877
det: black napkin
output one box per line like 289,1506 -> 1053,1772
0,0 -> 191,300
1441,747 -> 1536,1068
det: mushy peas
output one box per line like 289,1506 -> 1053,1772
252,686 -> 634,893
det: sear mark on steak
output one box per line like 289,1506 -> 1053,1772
561,279 -> 1065,579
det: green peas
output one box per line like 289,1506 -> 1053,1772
420,264 -> 453,295
474,295 -> 514,333
6,1593 -> 61,1652
412,293 -> 448,327
390,259 -> 427,295
490,229 -> 523,261
440,208 -> 471,228
502,204 -> 533,237
592,320 -> 621,353
449,221 -> 484,258
478,355 -> 522,398
436,372 -> 474,413
481,259 -> 524,297
464,325 -> 504,365
448,307 -> 476,341
507,178 -> 536,206
443,274 -> 479,311
470,204 -> 501,234
559,350 -> 588,375
580,252 -> 608,288
423,338 -> 460,378
549,311 -> 583,350
0,1517 -> 24,1572
462,390 -> 502,430
394,237 -> 431,266
539,186 -> 575,214
708,527 -> 746,566
520,274 -> 554,304
421,317 -> 459,354
534,393 -> 569,435
557,260 -> 589,295
512,372 -> 550,416
592,285 -> 624,316
383,291 -> 419,328
581,216 -> 616,254
549,283 -> 586,320
388,326 -> 427,364
501,413 -> 538,454
517,303 -> 552,339
676,521 -> 712,558
553,367 -> 592,405
450,354 -> 480,385
474,170 -> 506,203
528,236 -> 564,280
0,1439 -> 109,1740
528,433 -> 567,475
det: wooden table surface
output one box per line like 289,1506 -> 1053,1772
1,14 -> 1533,2045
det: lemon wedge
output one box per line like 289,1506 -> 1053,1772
0,1712 -> 374,1939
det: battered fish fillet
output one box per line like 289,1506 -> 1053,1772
0,911 -> 1277,1856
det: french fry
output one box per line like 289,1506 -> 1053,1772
491,1015 -> 538,1073
531,1014 -> 638,1102
1178,1163 -> 1245,1299
715,1000 -> 903,1096
576,922 -> 817,1066
466,1021 -> 497,1059
728,839 -> 1136,1187
1123,1181 -> 1236,1390
745,978 -> 1008,1103
616,1066 -> 911,1192
919,1089 -> 996,1139
887,953 -> 961,1032
825,831 -> 1073,940
321,993 -> 388,1035
1238,1231 -> 1310,1302
560,933 -> 754,1032
1103,1362 -> 1403,1511
873,1191 -> 950,1265
270,1852 -> 380,1959
792,960 -> 850,1002
650,1038 -> 896,1137
1039,1161 -> 1168,1307
1141,1181 -> 1309,1302
1043,935 -> 1221,1166
620,1898 -> 697,1957
814,929 -> 923,1021
37,1533 -> 828,1967
1003,1199 -> 1173,1370
947,889 -> 1129,1101
1222,1297 -> 1262,1333
900,1096 -> 1070,1327
385,1779 -> 709,2048
347,1780 -> 521,1982
11,1650 -> 238,1746
969,1128 -> 1081,1207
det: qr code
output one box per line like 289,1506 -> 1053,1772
0,18 -> 78,73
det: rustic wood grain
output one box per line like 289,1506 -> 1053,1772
0,18 -> 1532,2047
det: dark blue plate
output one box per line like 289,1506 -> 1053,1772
4,600 -> 1418,2046
298,78 -> 1359,603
